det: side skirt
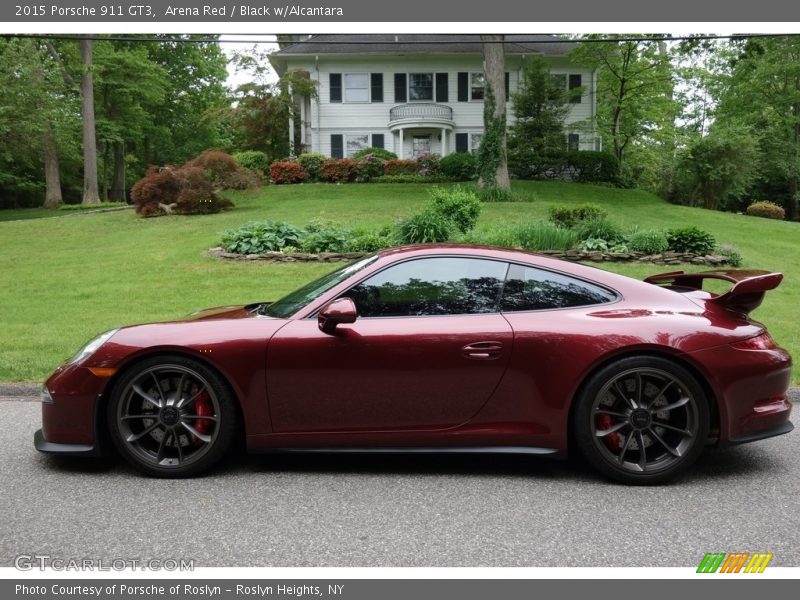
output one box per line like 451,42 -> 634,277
249,446 -> 566,459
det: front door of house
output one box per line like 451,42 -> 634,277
413,135 -> 431,157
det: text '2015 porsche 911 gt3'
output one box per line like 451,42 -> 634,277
35,244 -> 793,484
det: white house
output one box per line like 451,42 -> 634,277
269,34 -> 600,160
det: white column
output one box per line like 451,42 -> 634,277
399,128 -> 404,159
299,97 -> 307,150
287,81 -> 295,155
441,128 -> 447,156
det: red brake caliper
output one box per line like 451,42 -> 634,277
597,414 -> 621,451
192,391 -> 214,445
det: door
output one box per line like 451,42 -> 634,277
267,257 -> 513,433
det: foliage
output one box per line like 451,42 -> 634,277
57,201 -> 128,212
574,218 -> 625,243
476,79 -> 508,188
321,159 -> 358,183
384,159 -> 420,176
416,153 -> 442,175
548,203 -> 608,228
746,201 -> 785,220
371,175 -> 455,184
666,226 -> 716,255
675,126 -> 758,210
716,243 -> 743,267
269,161 -> 307,184
627,230 -> 669,254
510,150 -> 620,183
395,211 -> 454,244
299,220 -> 351,253
477,186 -> 520,202
578,238 -> 610,252
131,165 -> 234,216
355,155 -> 386,182
345,226 -> 396,252
508,56 -> 570,166
462,221 -> 578,251
185,150 -> 259,190
352,147 -> 397,161
428,186 -> 482,233
440,152 -> 477,180
220,220 -> 302,254
297,153 -> 327,182
233,150 -> 270,174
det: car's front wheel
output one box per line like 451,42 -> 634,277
107,355 -> 237,478
573,356 -> 709,485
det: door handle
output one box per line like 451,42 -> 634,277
462,341 -> 503,360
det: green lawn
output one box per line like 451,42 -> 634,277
1,180 -> 798,383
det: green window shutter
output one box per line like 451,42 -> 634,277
435,73 -> 449,102
505,72 -> 510,99
455,133 -> 469,153
331,134 -> 344,158
371,73 -> 384,103
457,72 -> 469,102
394,73 -> 407,103
329,73 -> 342,103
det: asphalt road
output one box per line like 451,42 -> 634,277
2,393 -> 799,568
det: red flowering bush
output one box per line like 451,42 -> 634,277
270,161 -> 307,184
131,165 -> 234,217
321,159 -> 358,182
384,159 -> 420,175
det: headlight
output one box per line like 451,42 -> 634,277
68,329 -> 118,365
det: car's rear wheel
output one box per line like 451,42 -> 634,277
107,355 -> 237,478
573,356 -> 709,485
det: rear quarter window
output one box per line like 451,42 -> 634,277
501,264 -> 617,311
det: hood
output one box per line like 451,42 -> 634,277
182,302 -> 273,322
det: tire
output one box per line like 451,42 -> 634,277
107,355 -> 238,478
573,356 -> 709,485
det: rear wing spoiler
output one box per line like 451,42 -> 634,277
644,269 -> 783,315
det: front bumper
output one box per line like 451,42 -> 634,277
34,429 -> 103,457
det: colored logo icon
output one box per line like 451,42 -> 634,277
697,552 -> 773,573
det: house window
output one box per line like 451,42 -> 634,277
471,133 -> 484,154
409,73 -> 434,101
569,74 -> 582,104
470,72 -> 485,100
412,136 -> 431,157
567,134 -> 580,152
345,134 -> 370,157
344,73 -> 369,102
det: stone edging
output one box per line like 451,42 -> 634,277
208,247 -> 734,266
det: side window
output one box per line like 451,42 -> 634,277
347,258 -> 509,317
502,264 -> 616,311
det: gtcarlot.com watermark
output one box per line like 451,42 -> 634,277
14,554 -> 194,571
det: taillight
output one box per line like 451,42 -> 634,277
732,332 -> 777,350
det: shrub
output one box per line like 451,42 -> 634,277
578,238 -> 610,252
510,150 -> 620,184
477,186 -> 520,202
355,154 -> 386,182
220,220 -> 302,254
416,153 -> 442,175
346,226 -> 395,252
440,152 -> 477,180
395,210 -> 454,244
384,159 -> 420,176
185,150 -> 257,190
716,243 -> 743,267
666,226 -> 716,255
297,153 -> 327,182
627,230 -> 669,254
511,222 -> 578,251
270,161 -> 307,184
428,186 -> 481,233
321,159 -> 358,182
299,222 -> 351,253
352,147 -> 397,161
371,174 -> 455,184
233,150 -> 269,174
130,166 -> 234,216
574,217 -> 624,243
746,201 -> 785,220
548,203 -> 608,228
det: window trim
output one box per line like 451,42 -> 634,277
407,72 -> 435,103
470,132 -> 484,154
470,72 -> 486,101
342,72 -> 371,103
343,133 -> 371,158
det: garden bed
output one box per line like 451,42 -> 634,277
208,246 -> 734,266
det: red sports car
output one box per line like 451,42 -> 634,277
35,245 -> 793,484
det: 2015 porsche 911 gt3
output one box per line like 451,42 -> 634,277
35,244 -> 793,484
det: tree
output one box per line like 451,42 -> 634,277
80,39 -> 101,204
477,34 -> 510,191
571,35 -> 676,176
507,56 -> 569,175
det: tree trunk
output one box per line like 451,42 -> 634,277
110,141 -> 127,202
42,126 -> 62,209
479,34 -> 510,190
80,39 -> 101,204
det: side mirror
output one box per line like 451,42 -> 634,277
318,297 -> 358,334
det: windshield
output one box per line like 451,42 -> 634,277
262,255 -> 379,318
